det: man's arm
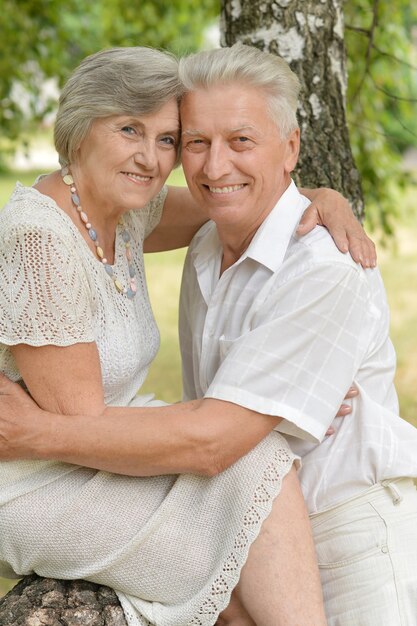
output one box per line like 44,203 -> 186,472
0,376 -> 281,477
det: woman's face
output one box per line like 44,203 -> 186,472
74,98 -> 180,214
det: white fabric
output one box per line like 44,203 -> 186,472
0,182 -> 296,626
179,180 -> 417,513
310,478 -> 417,625
0,182 -> 165,505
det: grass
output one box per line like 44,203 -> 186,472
0,170 -> 416,597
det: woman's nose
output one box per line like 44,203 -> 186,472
134,140 -> 157,170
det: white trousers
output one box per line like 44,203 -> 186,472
310,478 -> 417,626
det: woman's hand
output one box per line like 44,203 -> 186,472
298,188 -> 376,269
0,374 -> 43,460
0,342 -> 106,463
325,385 -> 359,436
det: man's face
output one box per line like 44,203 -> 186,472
180,83 -> 299,233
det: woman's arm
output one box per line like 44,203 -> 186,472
11,342 -> 105,417
143,186 -> 208,252
0,374 -> 279,477
144,185 -> 376,267
299,187 -> 376,268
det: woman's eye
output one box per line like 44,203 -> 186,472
121,126 -> 136,135
160,136 -> 176,146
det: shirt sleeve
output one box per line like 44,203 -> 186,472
0,224 -> 95,347
205,262 -> 373,443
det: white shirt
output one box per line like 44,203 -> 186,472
179,181 -> 417,513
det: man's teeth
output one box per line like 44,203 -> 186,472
125,173 -> 151,182
208,184 -> 244,194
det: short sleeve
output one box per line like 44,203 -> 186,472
142,186 -> 168,238
0,225 -> 95,346
205,263 -> 372,442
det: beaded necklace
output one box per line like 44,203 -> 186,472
61,167 -> 137,299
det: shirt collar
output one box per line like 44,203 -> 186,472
191,180 -> 310,274
244,180 -> 310,272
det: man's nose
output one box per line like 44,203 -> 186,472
203,143 -> 232,180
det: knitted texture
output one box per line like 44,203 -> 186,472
0,182 -> 165,504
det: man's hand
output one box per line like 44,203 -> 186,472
0,373 -> 43,460
298,188 -> 376,269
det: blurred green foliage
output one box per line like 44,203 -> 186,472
0,0 -> 218,168
345,0 -> 417,236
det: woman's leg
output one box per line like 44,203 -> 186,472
235,465 -> 327,626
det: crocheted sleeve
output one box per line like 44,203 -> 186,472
0,224 -> 95,347
142,186 -> 168,238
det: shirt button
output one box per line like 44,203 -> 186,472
381,546 -> 389,554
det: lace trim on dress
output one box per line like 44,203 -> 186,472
118,447 -> 293,626
186,447 -> 293,626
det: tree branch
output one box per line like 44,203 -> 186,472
348,120 -> 417,144
389,110 -> 417,140
371,44 -> 417,71
369,74 -> 417,102
351,0 -> 379,103
345,25 -> 371,36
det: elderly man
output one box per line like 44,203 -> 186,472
176,45 -> 417,625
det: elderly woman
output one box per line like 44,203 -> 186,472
0,47 -> 373,626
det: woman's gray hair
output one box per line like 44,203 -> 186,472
55,47 -> 183,166
178,43 -> 300,138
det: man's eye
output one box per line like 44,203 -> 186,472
185,139 -> 207,153
232,136 -> 254,150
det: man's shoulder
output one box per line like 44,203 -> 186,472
188,220 -> 217,253
287,225 -> 360,273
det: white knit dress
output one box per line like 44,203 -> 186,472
0,183 -> 296,626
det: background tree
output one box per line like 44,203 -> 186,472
221,0 -> 417,227
1,0 -> 416,232
0,0 -> 218,169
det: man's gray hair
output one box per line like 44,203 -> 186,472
178,43 -> 300,138
54,47 -> 183,166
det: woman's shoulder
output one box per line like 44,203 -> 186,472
127,185 -> 168,232
0,182 -> 76,245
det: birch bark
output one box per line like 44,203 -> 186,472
221,0 -> 364,218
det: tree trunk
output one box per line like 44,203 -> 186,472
0,575 -> 127,626
220,0 -> 364,219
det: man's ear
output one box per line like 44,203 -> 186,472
284,128 -> 300,174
